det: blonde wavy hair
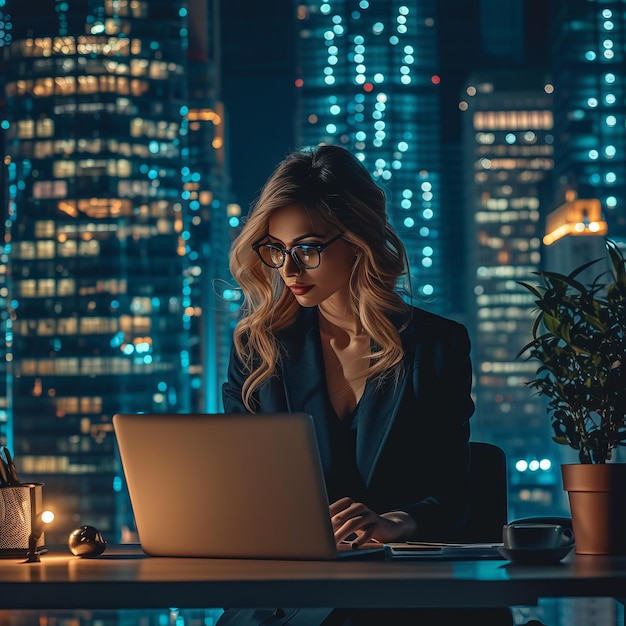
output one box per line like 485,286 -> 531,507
230,145 -> 411,411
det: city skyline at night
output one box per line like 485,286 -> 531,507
0,0 -> 625,546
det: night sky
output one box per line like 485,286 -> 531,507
220,0 -> 296,211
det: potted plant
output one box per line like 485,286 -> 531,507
518,239 -> 626,554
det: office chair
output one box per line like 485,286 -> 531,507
462,441 -> 508,543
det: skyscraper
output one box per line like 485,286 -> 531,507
294,1 -> 447,312
461,70 -> 560,518
550,0 -> 626,242
0,0 -> 232,542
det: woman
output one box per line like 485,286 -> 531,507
220,145 -> 508,625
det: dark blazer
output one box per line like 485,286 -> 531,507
222,306 -> 474,540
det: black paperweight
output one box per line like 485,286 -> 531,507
68,525 -> 107,557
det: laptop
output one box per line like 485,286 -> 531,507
113,412 -> 385,560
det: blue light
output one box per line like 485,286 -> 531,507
584,50 -> 596,61
0,120 -> 9,129
422,285 -> 434,296
404,217 -> 414,227
113,476 -> 122,492
229,217 -> 240,227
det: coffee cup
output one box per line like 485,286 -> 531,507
502,523 -> 574,551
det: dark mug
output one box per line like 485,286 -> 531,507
502,523 -> 574,551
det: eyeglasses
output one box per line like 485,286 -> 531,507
252,232 -> 344,270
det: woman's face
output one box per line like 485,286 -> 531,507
265,204 -> 355,308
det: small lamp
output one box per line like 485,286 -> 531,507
25,510 -> 54,563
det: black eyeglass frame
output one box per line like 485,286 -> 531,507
252,232 -> 344,270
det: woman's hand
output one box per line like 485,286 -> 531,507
329,497 -> 417,546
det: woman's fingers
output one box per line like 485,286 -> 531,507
329,499 -> 418,544
330,499 -> 382,544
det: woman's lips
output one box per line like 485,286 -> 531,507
289,284 -> 314,296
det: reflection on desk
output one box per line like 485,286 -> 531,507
0,544 -> 625,610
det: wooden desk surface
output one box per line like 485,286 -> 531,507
0,544 -> 625,610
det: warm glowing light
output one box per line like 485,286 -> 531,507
544,199 -> 607,245
40,510 -> 55,525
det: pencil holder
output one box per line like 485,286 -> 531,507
0,483 -> 45,556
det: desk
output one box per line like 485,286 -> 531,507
0,545 -> 625,611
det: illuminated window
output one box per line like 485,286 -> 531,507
17,120 -> 35,138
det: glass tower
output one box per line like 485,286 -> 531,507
0,0 -> 232,542
294,1 -> 446,311
461,71 -> 562,519
550,0 -> 626,241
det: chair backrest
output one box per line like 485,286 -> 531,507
462,441 -> 508,543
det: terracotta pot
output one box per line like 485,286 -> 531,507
562,463 -> 626,555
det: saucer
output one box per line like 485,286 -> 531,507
498,544 -> 574,565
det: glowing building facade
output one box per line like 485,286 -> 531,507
550,0 -> 626,241
0,0 -> 233,542
294,1 -> 446,310
462,72 -> 559,518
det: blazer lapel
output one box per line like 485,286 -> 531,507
356,318 -> 418,487
279,309 -> 333,474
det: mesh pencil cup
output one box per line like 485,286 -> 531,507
0,483 -> 45,556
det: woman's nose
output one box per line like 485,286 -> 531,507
282,253 -> 302,276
